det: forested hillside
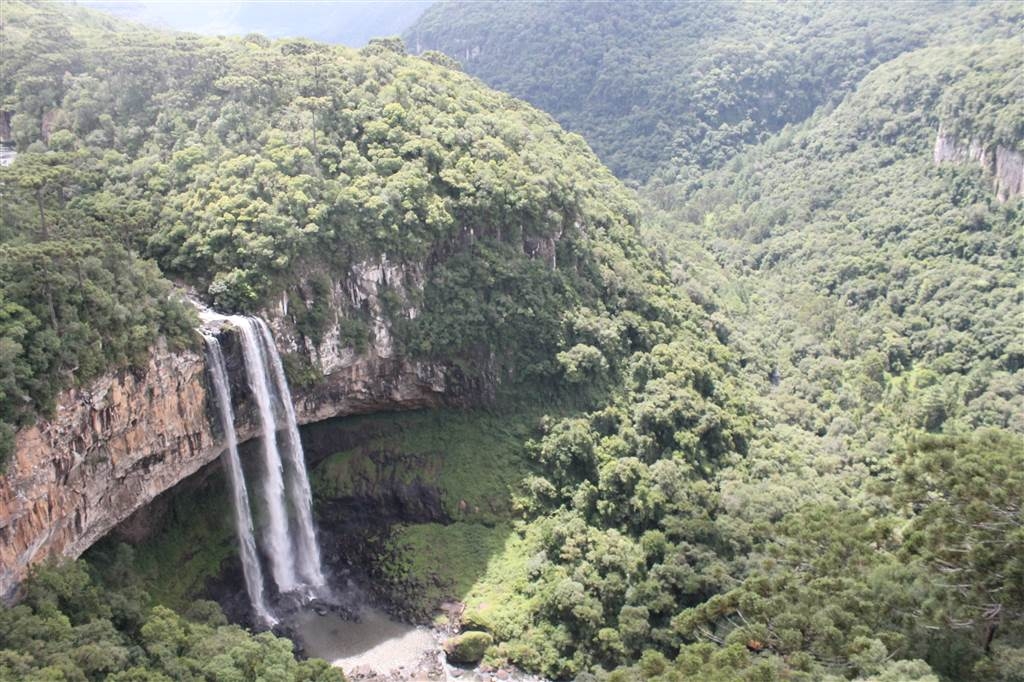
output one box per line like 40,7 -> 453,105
409,1 -> 1020,181
651,39 -> 1023,446
0,0 -> 652,460
422,41 -> 1024,679
1,1 -> 1021,681
0,3 -> 752,677
405,1 -> 1024,680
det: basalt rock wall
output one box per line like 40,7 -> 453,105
933,125 -> 1023,201
0,258 -> 481,598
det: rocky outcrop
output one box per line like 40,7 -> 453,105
0,260 -> 478,598
0,341 -> 216,597
933,125 -> 1023,201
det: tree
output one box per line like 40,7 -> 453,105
896,431 -> 1024,656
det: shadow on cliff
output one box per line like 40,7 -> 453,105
300,407 -> 541,624
88,404 -> 547,635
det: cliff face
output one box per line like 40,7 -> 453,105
933,125 -> 1023,201
0,259 -> 472,598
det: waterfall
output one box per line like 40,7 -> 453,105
202,333 -> 276,625
253,319 -> 326,588
198,308 -> 327,606
231,316 -> 300,594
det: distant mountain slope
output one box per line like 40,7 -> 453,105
652,38 -> 1023,453
408,1 -> 1020,181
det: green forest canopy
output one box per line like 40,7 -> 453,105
0,0 -> 652,458
408,2 -> 1024,679
0,1 -> 1022,681
408,0 -> 1021,181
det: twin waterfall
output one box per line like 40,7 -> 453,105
201,315 -> 325,625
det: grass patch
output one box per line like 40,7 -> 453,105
313,407 -> 555,522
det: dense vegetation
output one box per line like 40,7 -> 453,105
1,1 -> 1021,681
409,1 -> 1020,181
399,2 -> 1024,680
0,556 -> 342,681
0,2 -> 708,679
0,0 -> 643,459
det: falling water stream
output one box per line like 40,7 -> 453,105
200,310 -> 327,620
254,319 -> 326,588
200,311 -> 444,675
231,316 -> 299,594
202,333 -> 276,625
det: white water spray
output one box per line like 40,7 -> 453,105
202,333 -> 276,625
253,319 -> 326,588
231,316 -> 299,594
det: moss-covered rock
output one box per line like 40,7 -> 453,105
444,631 -> 494,664
460,608 -> 495,633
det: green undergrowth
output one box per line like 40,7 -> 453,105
87,468 -> 237,611
313,404 -> 569,644
313,406 -> 563,522
384,522 -> 534,638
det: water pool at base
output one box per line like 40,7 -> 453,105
293,607 -> 437,673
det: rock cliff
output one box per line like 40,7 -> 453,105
0,258 -> 476,598
933,125 -> 1023,201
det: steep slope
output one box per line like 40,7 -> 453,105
0,2 -> 753,679
404,4 -> 1024,679
2,2 -> 1022,681
0,0 -> 749,617
626,38 -> 1023,682
407,0 -> 1019,181
0,0 -> 642,463
346,37 -> 1023,680
655,39 -> 1023,448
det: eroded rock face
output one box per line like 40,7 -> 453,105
0,273 -> 469,597
0,340 -> 217,597
933,125 -> 1023,201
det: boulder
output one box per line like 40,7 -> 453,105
443,631 -> 493,664
460,608 -> 495,634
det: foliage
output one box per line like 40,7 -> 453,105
0,0 -> 650,459
399,6 -> 1024,680
2,2 -> 1022,682
409,1 -> 1020,180
896,432 -> 1024,659
0,241 -> 196,464
87,465 -> 239,611
0,557 -> 344,682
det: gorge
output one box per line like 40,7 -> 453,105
1,1 -> 1021,680
0,290 -> 460,598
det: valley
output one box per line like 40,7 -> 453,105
0,1 -> 1020,681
